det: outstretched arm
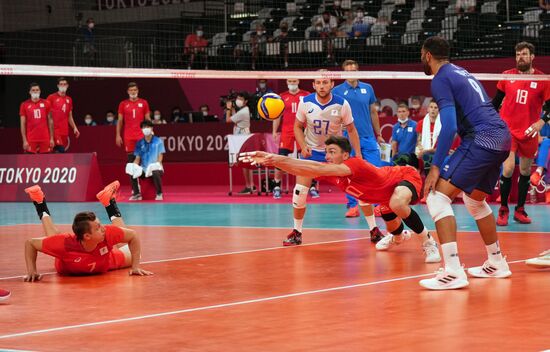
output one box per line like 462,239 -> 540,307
120,227 -> 153,276
24,238 -> 44,282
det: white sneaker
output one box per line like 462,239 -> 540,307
525,249 -> 550,268
129,193 -> 142,201
467,259 -> 512,278
423,240 -> 441,263
375,230 -> 411,251
419,267 -> 469,290
155,194 -> 163,201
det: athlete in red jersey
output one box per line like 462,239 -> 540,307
492,42 -> 550,226
47,77 -> 80,152
271,79 -> 310,199
23,181 -> 152,281
240,136 -> 441,263
19,83 -> 54,154
116,82 -> 151,200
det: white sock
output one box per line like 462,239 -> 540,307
364,214 -> 377,230
294,218 -> 303,233
441,242 -> 462,271
42,213 -> 50,218
486,241 -> 504,262
416,227 -> 432,243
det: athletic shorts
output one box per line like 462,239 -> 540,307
511,134 -> 538,159
54,134 -> 69,149
279,134 -> 297,154
300,149 -> 326,162
377,170 -> 421,216
124,138 -> 140,153
108,247 -> 126,270
27,141 -> 50,154
440,140 -> 510,195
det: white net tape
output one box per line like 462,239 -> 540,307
1,64 -> 549,81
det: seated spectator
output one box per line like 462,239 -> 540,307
184,25 -> 208,69
328,0 -> 345,20
250,24 -> 269,70
456,0 -> 476,14
104,110 -> 117,125
272,22 -> 290,68
409,95 -> 427,120
391,103 -> 417,158
83,114 -> 97,126
415,100 -> 440,174
352,8 -> 373,38
337,11 -> 355,37
171,106 -> 188,123
152,110 -> 167,125
318,11 -> 338,63
200,104 -> 219,122
128,120 -> 166,201
379,105 -> 393,119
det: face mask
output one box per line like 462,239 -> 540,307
202,111 -> 208,116
235,99 -> 244,108
85,118 -> 92,125
259,83 -> 266,89
398,117 -> 409,124
106,116 -> 114,122
196,30 -> 203,37
411,103 -> 420,109
154,114 -> 161,120
129,93 -> 138,99
357,12 -> 364,19
334,0 -> 340,5
88,23 -> 94,29
316,26 -> 323,31
31,93 -> 40,100
257,31 -> 264,35
288,84 -> 298,92
142,127 -> 152,136
58,86 -> 67,93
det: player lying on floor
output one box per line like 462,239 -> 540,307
239,135 -> 441,263
23,181 -> 153,281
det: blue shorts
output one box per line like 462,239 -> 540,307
440,140 -> 509,195
301,150 -> 327,162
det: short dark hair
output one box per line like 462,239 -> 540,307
237,91 -> 249,101
72,211 -> 96,241
57,77 -> 68,84
140,119 -> 154,128
325,135 -> 352,154
342,59 -> 359,69
515,41 -> 535,55
29,82 -> 39,90
422,36 -> 450,60
128,82 -> 138,89
398,102 -> 409,110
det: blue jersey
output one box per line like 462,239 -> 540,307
134,136 -> 166,170
392,120 -> 418,155
333,81 -> 377,139
431,63 -> 510,152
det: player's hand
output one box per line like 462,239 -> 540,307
24,272 -> 42,282
423,166 -> 440,196
239,151 -> 275,166
74,128 -> 80,138
377,135 -> 385,144
355,153 -> 363,160
301,145 -> 312,158
272,132 -> 280,141
525,120 -> 544,138
129,267 -> 153,276
49,139 -> 55,148
22,141 -> 29,151
116,135 -> 123,147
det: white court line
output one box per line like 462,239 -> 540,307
0,258 -> 529,340
0,236 -> 370,281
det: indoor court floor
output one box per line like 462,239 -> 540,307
1,202 -> 549,351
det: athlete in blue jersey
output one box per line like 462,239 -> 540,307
333,59 -> 384,242
418,37 -> 512,290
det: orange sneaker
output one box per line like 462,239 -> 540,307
345,206 -> 360,218
530,171 -> 542,186
96,180 -> 120,206
24,185 -> 44,203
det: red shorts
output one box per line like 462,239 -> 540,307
124,138 -> 140,153
27,141 -> 50,154
108,247 -> 126,270
378,167 -> 422,215
511,134 -> 538,159
54,134 -> 69,149
279,134 -> 298,153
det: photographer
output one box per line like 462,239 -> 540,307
225,92 -> 255,194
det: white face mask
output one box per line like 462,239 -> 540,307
85,118 -> 93,125
88,23 -> 94,29
288,84 -> 299,92
153,114 -> 161,120
235,99 -> 244,108
357,12 -> 364,19
411,103 -> 420,109
58,86 -> 67,93
106,115 -> 114,122
196,30 -> 203,37
202,111 -> 208,116
398,117 -> 409,124
142,127 -> 152,136
257,31 -> 264,35
129,93 -> 138,99
259,83 -> 266,89
334,0 -> 340,5
316,26 -> 323,31
31,92 -> 40,100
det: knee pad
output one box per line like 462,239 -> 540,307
426,191 -> 454,222
292,184 -> 309,209
358,201 -> 370,207
381,212 -> 398,222
462,194 -> 492,220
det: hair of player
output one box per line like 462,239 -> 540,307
515,41 -> 535,55
422,36 -> 450,61
429,98 -> 437,105
325,135 -> 352,154
397,102 -> 409,110
29,82 -> 39,90
341,59 -> 359,69
72,211 -> 97,241
128,82 -> 138,89
57,77 -> 68,84
140,119 -> 154,128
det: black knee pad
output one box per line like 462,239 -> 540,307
381,212 -> 398,222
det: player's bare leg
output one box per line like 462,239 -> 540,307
359,203 -> 383,243
283,175 -> 311,246
513,156 -> 534,224
25,185 -> 59,236
498,151 -> 516,225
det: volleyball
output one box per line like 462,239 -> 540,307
257,93 -> 285,121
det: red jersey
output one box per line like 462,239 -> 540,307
19,99 -> 51,142
497,68 -> 550,140
416,119 -> 437,148
319,158 -> 420,205
41,225 -> 125,275
47,93 -> 73,136
279,90 -> 309,135
118,98 -> 150,140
